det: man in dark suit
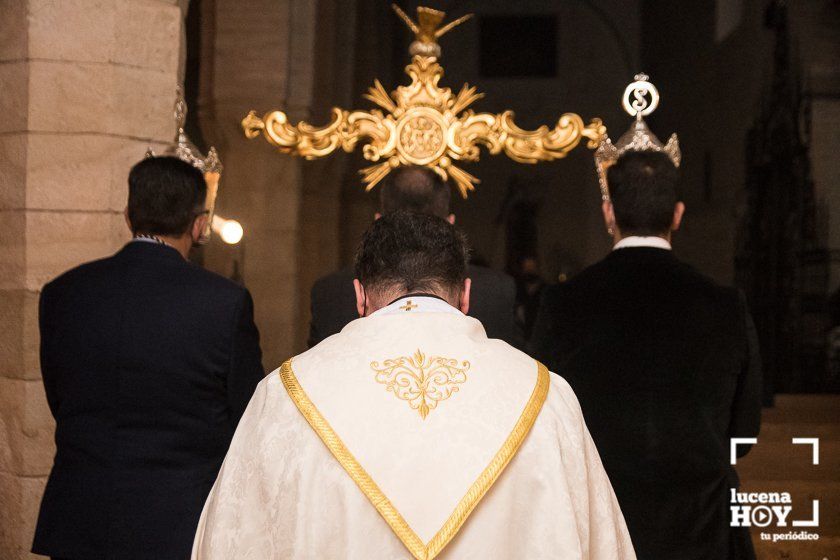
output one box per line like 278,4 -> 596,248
309,167 -> 521,348
33,156 -> 265,560
531,151 -> 762,560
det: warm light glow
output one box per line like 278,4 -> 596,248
211,215 -> 244,245
220,220 -> 243,245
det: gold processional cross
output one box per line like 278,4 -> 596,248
242,5 -> 607,198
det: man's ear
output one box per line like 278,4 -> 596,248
447,214 -> 456,225
353,279 -> 366,317
191,213 -> 209,243
672,202 -> 686,232
601,200 -> 615,232
459,278 -> 471,315
374,212 -> 382,221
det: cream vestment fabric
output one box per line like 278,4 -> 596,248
192,297 -> 635,559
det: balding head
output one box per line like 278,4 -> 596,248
379,166 -> 451,219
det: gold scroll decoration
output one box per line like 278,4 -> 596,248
370,349 -> 471,420
242,6 -> 606,198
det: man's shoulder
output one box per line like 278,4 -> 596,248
664,256 -> 741,305
564,251 -> 738,299
43,246 -> 247,304
234,367 -> 303,425
42,253 -> 121,295
528,372 -> 590,444
536,282 -> 567,310
563,256 -> 616,290
301,314 -> 534,370
467,264 -> 515,295
539,264 -> 597,307
312,267 -> 355,294
468,264 -> 513,283
183,261 -> 247,296
139,248 -> 250,303
310,266 -> 356,315
289,332 -> 543,449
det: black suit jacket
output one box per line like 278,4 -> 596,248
32,241 -> 265,560
531,248 -> 762,560
308,265 -> 521,348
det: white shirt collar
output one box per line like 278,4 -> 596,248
370,295 -> 463,317
613,236 -> 672,251
131,236 -> 164,244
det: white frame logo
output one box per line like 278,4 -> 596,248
730,437 -> 821,543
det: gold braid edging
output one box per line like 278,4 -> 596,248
279,360 -> 550,560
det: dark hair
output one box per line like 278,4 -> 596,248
355,211 -> 469,298
127,156 -> 207,236
607,150 -> 681,236
379,166 -> 451,218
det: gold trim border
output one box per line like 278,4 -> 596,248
280,359 -> 550,560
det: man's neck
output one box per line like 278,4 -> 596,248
369,293 -> 462,317
367,291 -> 458,316
134,232 -> 192,259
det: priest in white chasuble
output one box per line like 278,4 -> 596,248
192,211 -> 635,560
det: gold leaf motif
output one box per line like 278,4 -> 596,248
371,350 -> 470,419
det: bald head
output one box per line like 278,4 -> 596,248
379,167 -> 451,219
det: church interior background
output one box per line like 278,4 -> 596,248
1,0 -> 839,558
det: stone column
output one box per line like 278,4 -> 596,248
0,1 -> 185,557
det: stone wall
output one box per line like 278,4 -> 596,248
200,0 -> 309,368
200,0 -> 357,359
0,1 -> 186,557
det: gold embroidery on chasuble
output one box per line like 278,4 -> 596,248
279,360 -> 551,560
371,350 -> 470,419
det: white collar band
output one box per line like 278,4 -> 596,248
613,236 -> 672,251
371,295 -> 463,317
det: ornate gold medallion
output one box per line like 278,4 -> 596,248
371,350 -> 470,419
397,108 -> 447,164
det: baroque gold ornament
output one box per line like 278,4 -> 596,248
594,73 -> 681,201
370,349 -> 470,419
242,5 -> 606,198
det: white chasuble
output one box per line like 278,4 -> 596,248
192,297 -> 635,560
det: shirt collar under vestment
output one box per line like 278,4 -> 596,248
613,235 -> 672,251
370,294 -> 463,318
